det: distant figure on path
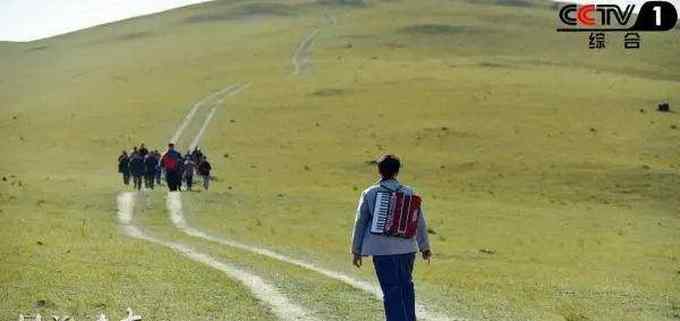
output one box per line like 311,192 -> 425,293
183,158 -> 196,191
154,150 -> 163,186
161,143 -> 182,192
176,153 -> 186,191
129,151 -> 146,191
191,147 -> 204,163
138,143 -> 149,157
144,152 -> 158,190
198,157 -> 212,190
350,154 -> 432,321
117,151 -> 130,185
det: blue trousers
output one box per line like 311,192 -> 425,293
373,252 -> 416,321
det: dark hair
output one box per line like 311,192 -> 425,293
377,154 -> 400,179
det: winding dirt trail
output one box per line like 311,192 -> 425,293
115,19 -> 460,320
170,84 -> 244,144
292,29 -> 320,76
116,192 -> 319,321
168,196 -> 457,321
163,20 -> 460,321
188,83 -> 250,151
116,85 -> 324,321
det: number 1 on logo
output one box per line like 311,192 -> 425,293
653,6 -> 662,26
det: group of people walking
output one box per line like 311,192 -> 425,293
117,142 -> 212,192
119,144 -> 431,321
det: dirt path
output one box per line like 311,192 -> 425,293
117,192 -> 319,321
115,85 -> 326,321
167,198 -> 457,321
292,29 -> 320,76
188,83 -> 250,151
165,57 -> 458,321
117,31 -> 459,320
323,12 -> 337,25
170,83 -> 244,144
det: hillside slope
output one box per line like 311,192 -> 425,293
1,1 -> 679,321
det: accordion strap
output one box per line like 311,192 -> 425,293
378,182 -> 402,193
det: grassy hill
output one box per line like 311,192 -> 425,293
1,0 -> 679,320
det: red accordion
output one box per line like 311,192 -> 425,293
370,190 -> 422,238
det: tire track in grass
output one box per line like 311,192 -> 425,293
170,83 -> 243,144
116,192 -> 319,321
292,29 -> 320,76
171,39 -> 460,321
168,200 -> 458,321
188,83 -> 250,151
117,85 -> 321,321
323,12 -> 337,25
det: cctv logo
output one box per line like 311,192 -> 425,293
560,4 -> 635,26
557,1 -> 678,31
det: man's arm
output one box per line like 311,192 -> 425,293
350,191 -> 370,256
416,206 -> 432,261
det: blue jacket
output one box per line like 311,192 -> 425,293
129,154 -> 146,176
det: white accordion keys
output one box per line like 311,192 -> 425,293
370,191 -> 392,234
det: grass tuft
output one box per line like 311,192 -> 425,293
400,24 -> 470,35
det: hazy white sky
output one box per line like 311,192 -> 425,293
0,0 -> 677,42
0,0 -> 216,42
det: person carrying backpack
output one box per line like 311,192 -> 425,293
118,151 -> 130,185
350,154 -> 432,321
129,151 -> 146,191
198,157 -> 212,190
144,153 -> 158,190
161,143 -> 182,192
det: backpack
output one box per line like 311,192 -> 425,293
163,153 -> 179,171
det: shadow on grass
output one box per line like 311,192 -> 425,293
316,0 -> 369,7
465,0 -> 537,8
24,45 -> 49,52
116,31 -> 154,41
310,88 -> 348,97
478,62 -> 511,68
183,2 -> 295,24
494,0 -> 535,7
400,24 -> 470,35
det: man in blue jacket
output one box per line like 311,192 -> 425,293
129,151 -> 146,191
144,153 -> 156,189
161,143 -> 182,192
351,154 -> 432,321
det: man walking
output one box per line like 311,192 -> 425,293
161,143 -> 182,192
117,150 -> 130,185
351,154 -> 432,321
138,143 -> 149,158
144,152 -> 158,190
129,151 -> 146,191
154,150 -> 163,186
183,157 -> 196,191
198,156 -> 212,190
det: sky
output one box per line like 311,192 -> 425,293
0,0 -> 677,42
0,0 -> 217,42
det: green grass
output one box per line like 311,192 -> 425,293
1,0 -> 680,320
